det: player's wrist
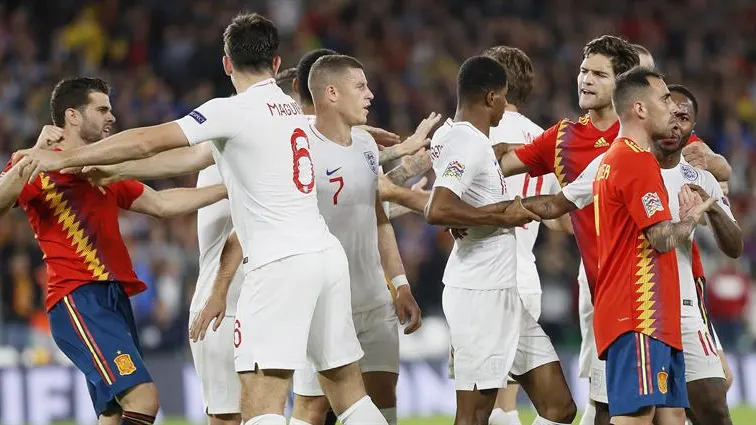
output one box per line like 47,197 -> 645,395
391,274 -> 409,289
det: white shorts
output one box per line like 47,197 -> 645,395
446,290 -> 558,384
189,313 -> 241,414
293,301 -> 400,396
234,244 -> 363,372
682,316 -> 725,382
444,286 -> 519,391
520,292 -> 542,321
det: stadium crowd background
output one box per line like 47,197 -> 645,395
0,0 -> 755,364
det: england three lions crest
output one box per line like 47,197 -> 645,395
363,151 -> 379,175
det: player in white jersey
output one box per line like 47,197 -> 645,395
289,54 -> 422,425
17,13 -> 388,425
424,55 -> 559,425
186,164 -> 245,425
520,85 -> 740,425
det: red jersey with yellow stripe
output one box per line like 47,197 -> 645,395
592,138 -> 682,358
3,161 -> 147,311
514,114 -> 619,294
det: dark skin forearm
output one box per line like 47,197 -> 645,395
706,204 -> 743,258
425,187 -> 535,228
477,193 -> 577,220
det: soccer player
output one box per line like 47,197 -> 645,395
424,55 -> 550,425
289,54 -> 422,425
276,67 -> 298,99
15,13 -> 388,425
591,66 -> 716,425
0,77 -> 228,425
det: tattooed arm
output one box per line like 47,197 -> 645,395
643,185 -> 716,252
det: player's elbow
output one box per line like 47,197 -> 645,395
424,202 -> 446,225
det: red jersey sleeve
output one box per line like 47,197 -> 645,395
615,148 -> 672,230
110,180 -> 145,209
513,121 -> 559,177
2,160 -> 41,206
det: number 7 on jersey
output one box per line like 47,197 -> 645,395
329,177 -> 344,205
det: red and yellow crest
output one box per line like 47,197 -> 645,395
657,371 -> 669,394
114,353 -> 136,376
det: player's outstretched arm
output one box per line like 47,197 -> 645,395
0,157 -> 36,216
379,174 -> 430,214
77,142 -> 214,186
190,231 -> 243,342
128,183 -> 227,218
14,122 -> 191,181
379,112 -> 441,165
376,196 -> 422,333
425,187 -> 539,228
644,186 -> 716,252
686,184 -> 743,258
385,148 -> 431,186
476,192 -> 577,221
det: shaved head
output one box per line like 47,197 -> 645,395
308,55 -> 365,102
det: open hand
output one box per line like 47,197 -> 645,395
188,293 -> 226,342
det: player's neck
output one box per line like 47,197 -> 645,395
504,104 -> 519,113
302,103 -> 315,115
617,124 -> 651,151
588,105 -> 618,131
231,71 -> 274,94
656,150 -> 683,169
60,129 -> 87,149
314,113 -> 352,147
454,107 -> 490,137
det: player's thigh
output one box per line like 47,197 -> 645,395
355,302 -> 400,376
234,253 -> 322,373
189,313 -> 240,415
686,377 -> 731,425
681,319 -> 724,383
307,244 -> 363,372
442,286 -> 520,392
48,284 -> 153,416
605,332 -> 688,419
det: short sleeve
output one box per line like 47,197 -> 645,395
617,152 -> 673,230
700,169 -> 735,222
174,97 -> 242,145
111,180 -> 146,209
513,122 -> 559,177
433,138 -> 486,198
562,154 -> 604,209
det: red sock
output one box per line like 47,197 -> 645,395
121,411 -> 156,425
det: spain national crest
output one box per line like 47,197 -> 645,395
657,370 -> 669,394
114,353 -> 137,376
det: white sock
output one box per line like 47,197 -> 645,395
505,410 -> 522,425
289,418 -> 313,425
244,414 -> 287,425
579,402 -> 596,425
338,395 -> 388,425
531,415 -> 569,425
379,407 -> 397,425
489,408 -> 509,425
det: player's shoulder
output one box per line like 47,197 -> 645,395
430,118 -> 455,146
491,112 -> 544,144
351,126 -> 377,147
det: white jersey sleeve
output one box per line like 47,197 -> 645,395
433,134 -> 488,198
174,98 -> 244,145
562,153 -> 605,209
697,168 -> 735,222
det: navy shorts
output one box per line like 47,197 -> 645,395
606,331 -> 688,417
48,282 -> 153,416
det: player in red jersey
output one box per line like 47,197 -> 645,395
593,67 -> 715,425
0,77 -> 227,425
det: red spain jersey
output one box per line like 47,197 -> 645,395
3,161 -> 147,311
514,114 -> 619,293
592,138 -> 682,358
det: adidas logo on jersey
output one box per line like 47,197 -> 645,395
594,137 -> 609,148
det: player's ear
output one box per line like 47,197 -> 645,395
326,84 -> 338,103
633,100 -> 646,120
485,90 -> 496,108
272,56 -> 282,75
222,55 -> 233,77
292,77 -> 300,97
64,108 -> 81,127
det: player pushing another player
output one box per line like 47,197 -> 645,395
15,12 -> 389,425
0,77 -> 228,424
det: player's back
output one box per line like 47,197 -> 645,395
430,121 -> 517,290
593,139 -> 681,357
308,125 -> 389,313
180,79 -> 336,271
191,164 -> 243,315
491,111 -> 559,293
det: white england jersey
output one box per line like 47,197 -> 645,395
175,79 -> 337,271
430,121 -> 517,290
190,163 -> 244,316
660,160 -> 734,318
490,112 -> 560,295
562,154 -> 735,319
308,125 -> 390,313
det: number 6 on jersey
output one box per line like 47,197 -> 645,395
291,128 -> 315,194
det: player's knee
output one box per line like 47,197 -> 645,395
541,396 -> 577,424
208,413 -> 242,425
118,382 -> 160,415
